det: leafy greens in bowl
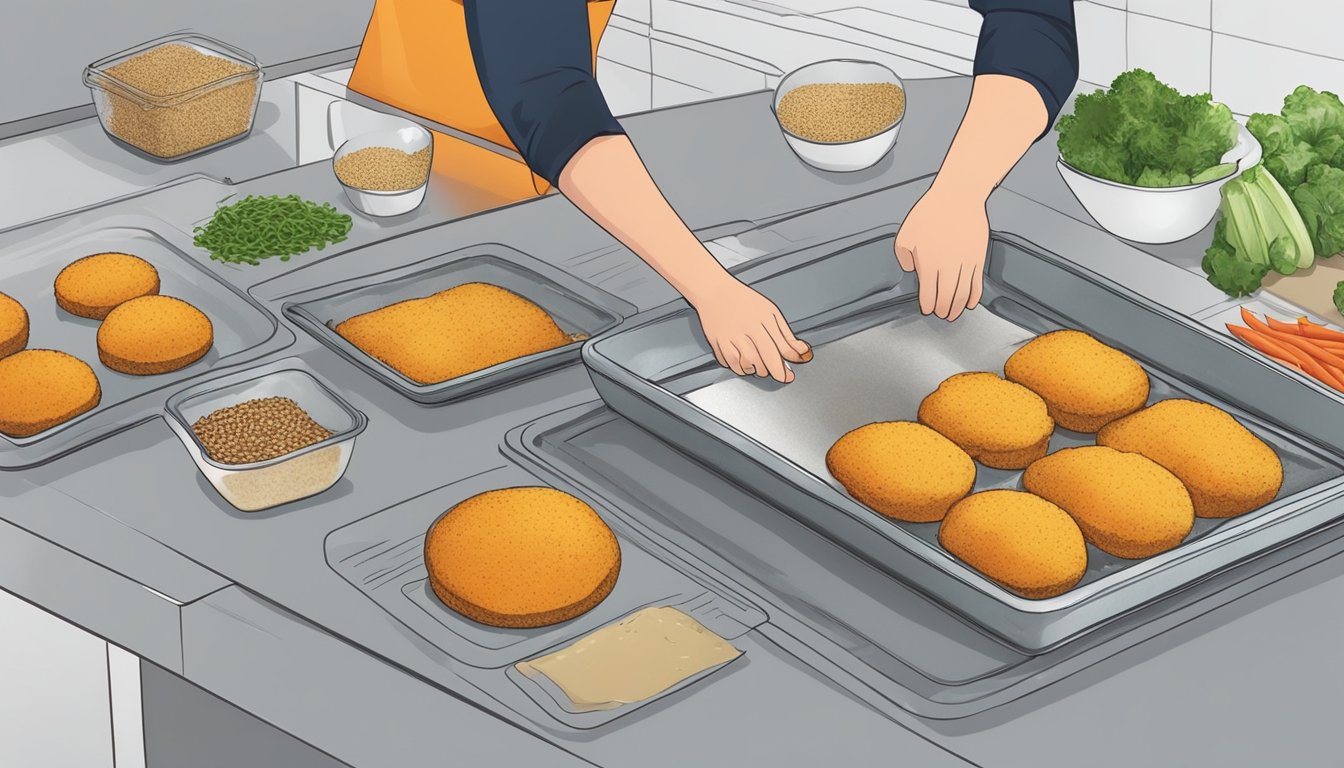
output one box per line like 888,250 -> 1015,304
1057,69 -> 1239,188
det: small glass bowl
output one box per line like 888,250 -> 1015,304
332,124 -> 434,218
165,368 -> 367,512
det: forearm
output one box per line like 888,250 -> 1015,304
928,74 -> 1046,201
558,135 -> 733,305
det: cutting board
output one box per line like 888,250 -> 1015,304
1263,257 -> 1344,321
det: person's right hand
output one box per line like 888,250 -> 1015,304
688,276 -> 812,383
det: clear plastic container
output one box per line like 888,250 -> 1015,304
165,368 -> 367,512
84,34 -> 263,161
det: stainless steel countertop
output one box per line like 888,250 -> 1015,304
2,75 -> 1337,768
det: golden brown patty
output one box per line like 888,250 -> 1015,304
826,421 -> 975,522
1004,330 -> 1150,432
54,252 -> 159,320
918,372 -> 1055,469
1097,399 -> 1283,518
938,489 -> 1087,599
335,283 -> 570,385
0,291 -> 28,359
97,295 -> 213,375
1023,446 -> 1195,559
0,350 -> 101,438
424,487 -> 621,628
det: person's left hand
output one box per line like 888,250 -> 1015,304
893,187 -> 990,321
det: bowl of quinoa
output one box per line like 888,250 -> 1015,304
332,123 -> 434,218
84,34 -> 262,161
772,59 -> 906,172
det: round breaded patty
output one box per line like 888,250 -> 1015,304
424,487 -> 621,628
1023,446 -> 1194,558
1097,399 -> 1283,518
0,350 -> 101,438
826,421 -> 975,522
0,291 -> 28,359
938,490 -> 1087,599
335,283 -> 570,385
55,252 -> 159,320
918,372 -> 1055,469
97,295 -> 213,375
1005,330 -> 1150,433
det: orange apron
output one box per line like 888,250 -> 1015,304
348,0 -> 616,198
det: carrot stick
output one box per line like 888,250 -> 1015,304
1228,324 -> 1344,392
1261,326 -> 1344,372
1267,316 -> 1306,335
1297,319 -> 1344,343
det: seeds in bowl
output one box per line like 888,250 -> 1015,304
99,43 -> 259,159
335,146 -> 432,191
191,396 -> 333,465
777,82 -> 906,143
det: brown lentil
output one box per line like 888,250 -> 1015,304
219,444 -> 344,512
334,146 -> 432,191
777,82 -> 906,143
191,396 -> 333,465
98,43 -> 259,159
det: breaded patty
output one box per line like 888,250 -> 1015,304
97,295 -> 213,375
0,350 -> 101,438
335,282 -> 570,385
826,421 -> 975,522
0,291 -> 28,359
1004,330 -> 1150,433
1097,399 -> 1283,518
1023,446 -> 1194,558
938,490 -> 1087,599
55,252 -> 159,320
424,487 -> 621,628
918,372 -> 1055,469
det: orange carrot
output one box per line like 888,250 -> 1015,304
1296,317 -> 1344,343
1229,324 -> 1344,392
1267,316 -> 1306,335
1262,326 -> 1344,371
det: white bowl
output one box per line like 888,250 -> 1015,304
333,124 -> 433,218
772,59 -> 905,172
1057,123 -> 1262,244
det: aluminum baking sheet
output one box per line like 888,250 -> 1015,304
283,244 -> 636,404
584,229 -> 1344,651
0,217 -> 287,469
323,464 -> 765,669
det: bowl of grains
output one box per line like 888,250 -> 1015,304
332,124 -> 434,218
165,366 -> 367,512
772,59 -> 906,172
84,34 -> 263,162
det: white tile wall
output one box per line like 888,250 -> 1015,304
1128,13 -> 1212,95
1212,34 -> 1344,117
598,59 -> 654,115
1130,0 -> 1210,29
1214,0 -> 1344,61
600,20 -> 653,74
1076,1 -> 1128,87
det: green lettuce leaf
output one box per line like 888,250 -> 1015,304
1292,163 -> 1344,257
1135,167 -> 1193,187
1281,86 -> 1344,168
1202,217 -> 1270,296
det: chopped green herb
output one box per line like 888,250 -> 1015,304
192,194 -> 353,266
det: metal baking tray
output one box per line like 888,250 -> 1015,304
0,219 -> 287,469
323,464 -> 765,669
282,244 -> 636,404
584,229 -> 1344,652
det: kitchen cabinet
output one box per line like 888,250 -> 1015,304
0,588 -> 117,768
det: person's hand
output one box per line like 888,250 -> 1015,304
894,186 -> 991,321
688,276 -> 812,383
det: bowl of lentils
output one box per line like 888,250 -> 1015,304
165,365 -> 367,512
772,59 -> 906,172
332,123 -> 434,218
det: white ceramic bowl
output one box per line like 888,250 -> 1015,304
772,59 -> 905,172
1057,123 -> 1262,244
333,124 -> 433,218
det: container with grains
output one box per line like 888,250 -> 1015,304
84,34 -> 262,161
166,367 -> 367,512
332,124 -> 435,217
771,59 -> 906,173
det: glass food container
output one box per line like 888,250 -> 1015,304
83,33 -> 263,161
165,368 -> 367,512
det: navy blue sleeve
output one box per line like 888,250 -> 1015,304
464,0 -> 626,185
969,0 -> 1079,135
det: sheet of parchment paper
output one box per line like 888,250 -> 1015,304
685,307 -> 1035,478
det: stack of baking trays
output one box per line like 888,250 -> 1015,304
574,226 -> 1344,657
